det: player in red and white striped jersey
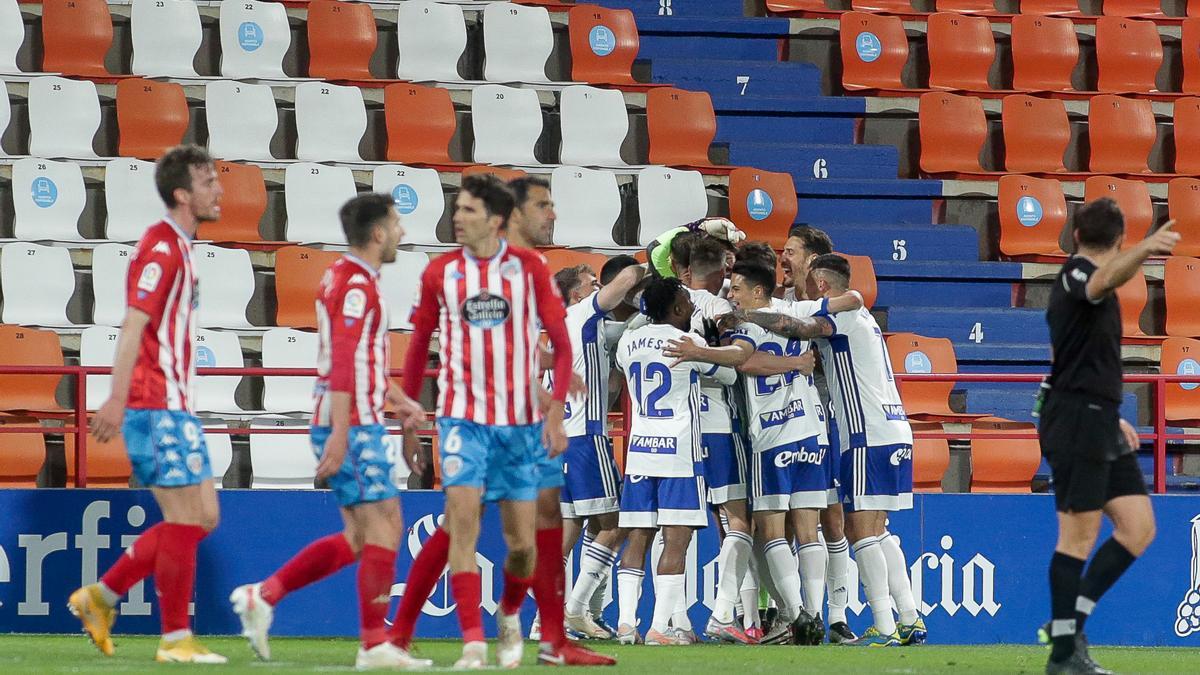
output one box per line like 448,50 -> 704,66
396,175 -> 575,669
230,194 -> 429,670
70,146 -> 226,663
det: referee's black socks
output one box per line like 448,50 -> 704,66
1076,538 -> 1138,633
1049,551 -> 1086,662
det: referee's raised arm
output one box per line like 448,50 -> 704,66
1081,219 -> 1179,302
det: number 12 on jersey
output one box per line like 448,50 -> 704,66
629,361 -> 674,418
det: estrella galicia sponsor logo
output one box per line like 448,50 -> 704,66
1175,515 -> 1200,637
759,399 -> 805,429
461,291 -> 510,329
630,435 -> 676,454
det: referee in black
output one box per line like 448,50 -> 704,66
1039,199 -> 1178,674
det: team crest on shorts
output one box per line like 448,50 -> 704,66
443,455 -> 464,478
462,291 -> 511,329
186,452 -> 204,475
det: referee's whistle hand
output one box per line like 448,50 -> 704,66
1145,220 -> 1180,256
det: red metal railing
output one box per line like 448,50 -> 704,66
0,367 -> 1195,493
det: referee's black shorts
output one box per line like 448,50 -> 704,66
1037,392 -> 1148,513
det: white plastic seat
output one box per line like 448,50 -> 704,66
80,325 -> 120,411
284,163 -> 357,244
28,76 -> 100,159
295,82 -> 367,163
91,243 -> 135,326
131,0 -> 202,78
104,158 -> 163,242
637,167 -> 708,246
205,423 -> 234,487
205,80 -> 278,161
0,0 -> 24,74
12,158 -> 87,241
249,417 -> 317,489
0,81 -> 10,155
194,328 -> 248,414
371,165 -> 445,245
560,86 -> 629,167
0,242 -> 75,326
551,166 -> 621,247
219,0 -> 290,79
194,244 -> 255,329
471,85 -> 542,166
380,251 -> 430,330
483,2 -> 553,84
396,1 -> 467,82
261,328 -> 318,414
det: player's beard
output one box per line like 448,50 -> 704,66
381,245 -> 398,264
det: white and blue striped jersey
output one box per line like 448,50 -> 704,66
561,291 -> 611,438
729,319 -> 826,453
616,323 -> 736,478
803,304 -> 913,449
690,288 -> 736,434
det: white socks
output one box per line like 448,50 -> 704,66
796,542 -> 827,620
652,574 -> 684,633
712,531 -> 753,624
880,532 -> 919,625
740,562 -> 761,629
567,541 -> 618,616
616,568 -> 643,629
764,538 -> 804,622
825,537 -> 850,624
852,536 -> 897,636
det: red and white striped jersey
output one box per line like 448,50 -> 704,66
313,255 -> 391,427
125,219 -> 198,411
409,241 -> 567,426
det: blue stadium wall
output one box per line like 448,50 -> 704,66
1,489 -> 1198,645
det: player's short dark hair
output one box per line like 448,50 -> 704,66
731,261 -> 776,296
670,230 -> 701,270
340,193 -> 395,248
554,264 -> 594,300
787,224 -> 833,256
461,174 -> 515,225
689,237 -> 727,278
642,276 -> 687,322
155,145 -> 214,207
508,176 -> 551,209
1074,198 -> 1125,249
810,253 -> 851,289
736,240 -> 778,269
601,255 -> 639,285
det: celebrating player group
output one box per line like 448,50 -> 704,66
67,145 -> 922,669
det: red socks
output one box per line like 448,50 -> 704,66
358,544 -> 398,649
261,533 -> 357,606
499,568 -> 533,616
532,527 -> 567,648
100,521 -> 165,596
388,527 -> 450,649
450,572 -> 485,644
154,523 -> 207,635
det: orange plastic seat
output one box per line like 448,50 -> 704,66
839,253 -> 878,309
1174,97 -> 1200,175
275,246 -> 343,329
384,83 -> 466,167
0,325 -> 66,413
1104,0 -> 1174,20
569,5 -> 641,85
198,161 -> 267,243
918,92 -> 1002,176
840,12 -> 917,94
765,0 -> 846,16
1082,175 -> 1154,244
1020,0 -> 1088,16
41,0 -> 119,78
1002,95 -> 1071,173
646,87 -> 717,168
969,417 -> 1041,493
1184,19 -> 1200,94
936,0 -> 1009,15
1096,17 -> 1166,94
1116,268 -> 1150,337
998,174 -> 1069,259
1168,177 -> 1200,257
65,433 -> 133,488
307,0 -> 378,82
539,249 -> 611,276
927,13 -> 1010,94
727,168 -> 798,249
1089,96 -> 1158,175
886,333 -> 974,420
911,421 -> 950,492
461,165 -> 528,182
116,78 -> 189,160
0,417 -> 46,488
1161,336 -> 1200,422
1010,15 -> 1082,95
1166,255 -> 1200,337
851,0 -> 929,16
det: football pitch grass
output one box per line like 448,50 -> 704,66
1,636 -> 1199,674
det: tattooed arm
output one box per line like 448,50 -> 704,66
740,310 -> 835,340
